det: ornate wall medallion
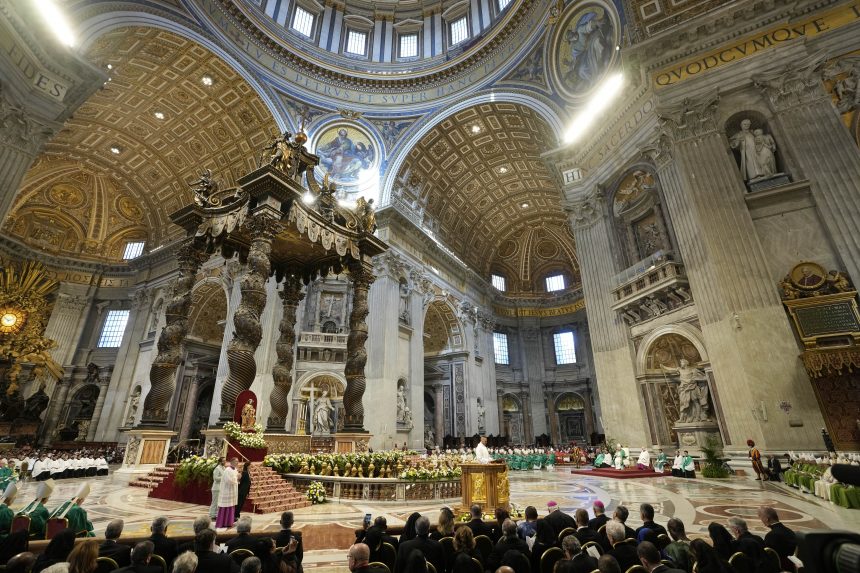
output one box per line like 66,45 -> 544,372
311,122 -> 379,188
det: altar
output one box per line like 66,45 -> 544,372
459,461 -> 510,511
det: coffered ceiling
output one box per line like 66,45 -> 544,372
395,102 -> 578,292
3,27 -> 276,262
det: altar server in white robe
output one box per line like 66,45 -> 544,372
637,447 -> 650,470
209,457 -> 226,519
215,460 -> 239,528
671,450 -> 683,477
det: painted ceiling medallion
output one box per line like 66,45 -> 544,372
311,122 -> 379,189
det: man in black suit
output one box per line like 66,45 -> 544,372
486,519 -> 530,573
146,516 -> 178,566
574,509 -> 601,547
394,516 -> 443,573
561,534 -> 598,573
600,506 -> 635,552
587,500 -> 609,531
115,541 -> 164,573
349,543 -> 389,573
465,504 -> 494,538
99,519 -> 131,567
274,511 -> 304,566
544,501 -> 576,538
636,504 -> 668,537
194,528 -> 239,573
637,541 -> 686,573
605,521 -> 638,571
759,507 -> 797,566
728,517 -> 764,564
227,517 -> 261,555
368,516 -> 399,549
177,516 -> 212,556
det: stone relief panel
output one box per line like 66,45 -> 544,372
824,51 -> 860,148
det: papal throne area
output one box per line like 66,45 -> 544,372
0,0 -> 858,572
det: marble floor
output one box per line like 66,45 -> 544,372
10,468 -> 858,571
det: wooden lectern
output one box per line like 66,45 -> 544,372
460,461 -> 509,511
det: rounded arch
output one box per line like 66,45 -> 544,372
501,393 -> 522,412
555,392 -> 586,411
635,324 -> 708,375
295,371 -> 348,398
423,298 -> 464,354
76,12 -> 288,132
381,90 -> 564,207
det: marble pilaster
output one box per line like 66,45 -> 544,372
649,96 -> 823,449
756,62 -> 860,282
178,375 -> 200,442
565,190 -> 646,446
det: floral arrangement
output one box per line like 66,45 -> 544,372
399,466 -> 461,481
306,480 -> 326,504
224,421 -> 267,449
175,455 -> 219,487
264,451 -> 462,481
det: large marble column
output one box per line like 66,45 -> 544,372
647,95 -> 823,449
219,217 -> 279,422
756,61 -> 860,281
565,191 -> 647,446
496,389 -> 505,438
42,289 -> 90,368
434,384 -> 444,446
86,379 -> 110,441
94,288 -> 152,441
268,275 -> 304,431
343,259 -> 375,432
178,375 -> 201,442
142,240 -> 208,426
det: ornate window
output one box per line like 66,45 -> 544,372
291,6 -> 315,38
399,33 -> 418,58
545,274 -> 565,292
553,331 -> 576,364
493,332 -> 509,365
450,16 -> 469,46
98,310 -> 130,348
491,274 -> 506,291
346,29 -> 368,56
123,241 -> 144,259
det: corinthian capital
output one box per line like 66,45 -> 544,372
657,94 -> 720,141
373,251 -> 410,279
755,52 -> 828,111
564,191 -> 605,230
131,288 -> 151,310
640,130 -> 674,169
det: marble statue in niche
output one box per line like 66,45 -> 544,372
396,380 -> 413,430
660,359 -> 711,423
399,280 -> 410,324
477,398 -> 486,434
125,387 -> 141,426
314,390 -> 334,434
728,118 -> 787,189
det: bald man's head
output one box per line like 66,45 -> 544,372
495,567 -> 515,573
348,543 -> 370,570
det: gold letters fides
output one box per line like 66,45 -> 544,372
653,3 -> 860,88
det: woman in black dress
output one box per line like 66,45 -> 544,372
236,461 -> 252,519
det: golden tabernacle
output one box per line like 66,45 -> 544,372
459,462 -> 510,512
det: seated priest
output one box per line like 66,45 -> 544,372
593,450 -> 611,469
49,483 -> 95,537
0,482 -> 16,538
0,459 -> 14,490
17,479 -> 54,539
653,450 -> 668,473
637,448 -> 650,470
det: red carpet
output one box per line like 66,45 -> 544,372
570,467 -> 668,479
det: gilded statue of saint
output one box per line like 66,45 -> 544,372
241,399 -> 256,430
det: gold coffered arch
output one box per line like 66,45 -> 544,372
3,26 -> 278,262
396,102 -> 575,291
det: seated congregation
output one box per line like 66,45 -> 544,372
0,487 -> 800,573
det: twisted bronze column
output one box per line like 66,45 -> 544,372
267,275 -> 304,431
219,216 -> 280,422
342,260 -> 375,432
142,240 -> 208,425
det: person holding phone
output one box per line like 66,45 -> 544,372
275,512 -> 303,572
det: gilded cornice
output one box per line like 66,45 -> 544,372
0,235 -> 134,278
200,0 -> 545,91
633,0 -> 836,71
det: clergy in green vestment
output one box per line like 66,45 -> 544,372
0,482 -> 17,538
17,479 -> 54,539
49,482 -> 95,537
0,460 -> 14,490
654,450 -> 668,473
593,452 -> 606,468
